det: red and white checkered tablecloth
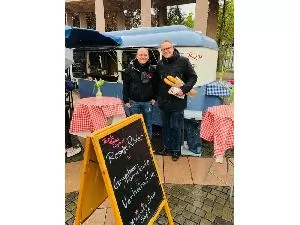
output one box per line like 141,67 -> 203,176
69,97 -> 126,133
200,105 -> 234,158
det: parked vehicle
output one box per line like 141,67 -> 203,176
67,25 -> 218,87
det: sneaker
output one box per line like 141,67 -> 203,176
156,148 -> 168,156
66,147 -> 82,158
172,152 -> 180,161
65,146 -> 73,153
66,147 -> 72,154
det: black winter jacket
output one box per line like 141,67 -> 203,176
123,59 -> 159,103
156,49 -> 198,112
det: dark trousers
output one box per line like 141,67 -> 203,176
184,119 -> 202,154
161,110 -> 184,153
65,106 -> 72,148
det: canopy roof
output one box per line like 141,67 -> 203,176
65,26 -> 122,48
107,25 -> 191,36
65,25 -> 218,50
105,25 -> 218,50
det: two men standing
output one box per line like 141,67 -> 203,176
123,41 -> 197,161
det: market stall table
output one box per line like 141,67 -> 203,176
203,81 -> 233,111
205,80 -> 232,96
200,104 -> 234,163
69,96 -> 126,138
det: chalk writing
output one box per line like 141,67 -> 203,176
113,160 -> 150,190
98,118 -> 164,225
105,133 -> 144,164
105,145 -> 129,165
101,135 -> 125,148
127,134 -> 144,148
121,169 -> 155,209
129,191 -> 157,225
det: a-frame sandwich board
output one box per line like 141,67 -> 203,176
74,114 -> 174,225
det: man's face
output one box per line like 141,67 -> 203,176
160,42 -> 174,59
136,48 -> 149,65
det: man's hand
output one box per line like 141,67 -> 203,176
150,99 -> 156,105
125,103 -> 131,108
169,87 -> 184,96
177,88 -> 184,96
168,87 -> 185,99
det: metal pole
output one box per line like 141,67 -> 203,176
217,0 -> 227,71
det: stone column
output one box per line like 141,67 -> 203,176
116,5 -> 125,30
194,0 -> 209,34
140,0 -> 151,27
158,4 -> 167,26
116,50 -> 123,83
206,0 -> 219,39
65,12 -> 73,26
95,0 -> 105,32
86,51 -> 90,74
79,13 -> 87,28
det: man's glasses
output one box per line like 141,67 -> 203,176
161,46 -> 173,52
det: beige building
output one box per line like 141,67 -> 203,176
65,0 -> 219,40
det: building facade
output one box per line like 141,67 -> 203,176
65,0 -> 219,39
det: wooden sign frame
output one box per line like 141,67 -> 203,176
74,114 -> 174,225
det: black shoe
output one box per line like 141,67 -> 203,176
156,148 -> 168,156
172,152 -> 180,161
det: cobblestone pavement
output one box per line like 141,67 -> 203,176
65,184 -> 234,225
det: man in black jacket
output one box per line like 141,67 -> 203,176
156,40 -> 197,161
123,48 -> 159,139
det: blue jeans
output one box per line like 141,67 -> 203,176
161,110 -> 184,154
129,100 -> 153,139
184,119 -> 202,154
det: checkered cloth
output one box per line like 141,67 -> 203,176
69,97 -> 126,133
206,81 -> 233,96
200,105 -> 234,158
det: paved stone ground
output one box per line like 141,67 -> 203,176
65,127 -> 234,225
65,191 -> 78,225
65,184 -> 234,225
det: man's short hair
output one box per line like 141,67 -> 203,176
137,47 -> 149,54
160,40 -> 174,46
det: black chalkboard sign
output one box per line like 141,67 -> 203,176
74,115 -> 174,225
99,117 -> 163,225
72,50 -> 86,78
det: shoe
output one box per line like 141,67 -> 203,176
65,146 -> 73,153
66,147 -> 72,155
172,152 -> 180,161
66,147 -> 82,158
156,148 -> 168,156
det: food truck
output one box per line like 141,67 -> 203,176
67,25 -> 218,87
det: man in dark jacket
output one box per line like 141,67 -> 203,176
123,48 -> 159,139
156,40 -> 197,161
